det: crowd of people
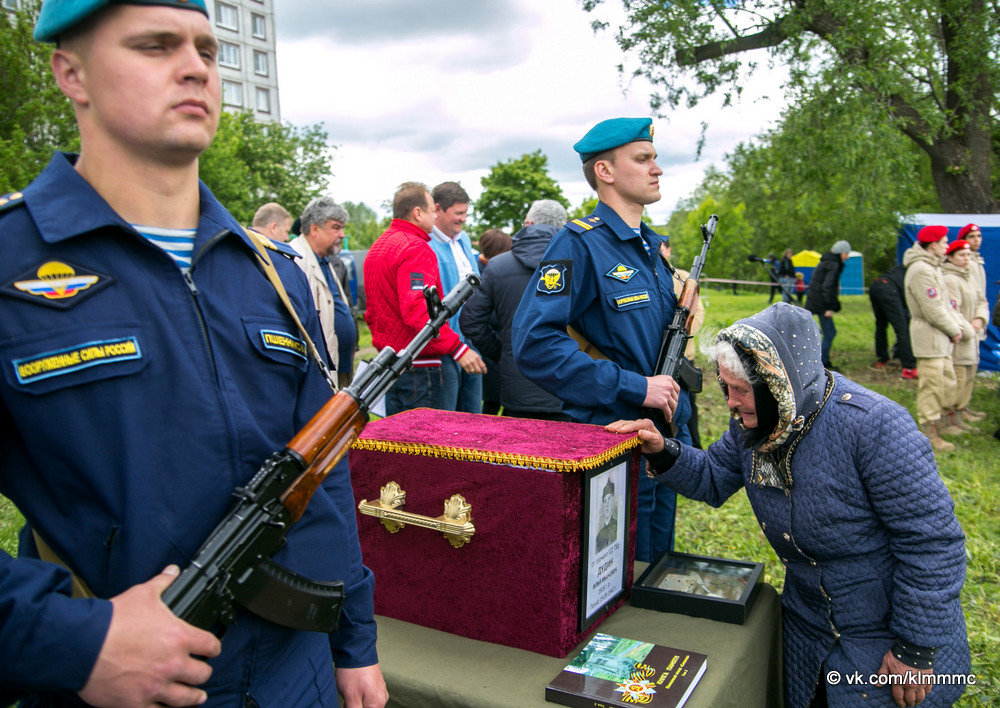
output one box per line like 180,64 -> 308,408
0,2 -> 988,707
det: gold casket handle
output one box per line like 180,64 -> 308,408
358,481 -> 475,548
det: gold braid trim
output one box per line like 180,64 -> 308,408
351,436 -> 641,472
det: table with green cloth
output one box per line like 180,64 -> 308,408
374,564 -> 783,707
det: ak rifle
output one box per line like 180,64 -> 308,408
161,274 -> 481,634
653,214 -> 718,395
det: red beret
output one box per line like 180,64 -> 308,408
946,239 -> 971,256
917,225 -> 948,243
957,223 -> 980,239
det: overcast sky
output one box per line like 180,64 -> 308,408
273,0 -> 788,225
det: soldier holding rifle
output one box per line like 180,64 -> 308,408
512,117 -> 688,563
0,1 -> 385,705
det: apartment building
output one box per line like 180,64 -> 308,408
209,0 -> 281,122
2,0 -> 281,123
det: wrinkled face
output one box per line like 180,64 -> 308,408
308,219 -> 345,257
966,230 -> 982,252
62,5 -> 221,163
435,202 -> 468,238
948,248 -> 971,268
719,363 -> 757,428
603,141 -> 662,206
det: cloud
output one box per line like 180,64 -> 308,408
276,1 -> 531,46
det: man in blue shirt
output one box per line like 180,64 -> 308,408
512,117 -> 682,563
0,2 -> 385,705
429,181 -> 483,412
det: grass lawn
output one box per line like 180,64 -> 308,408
1,291 -> 996,704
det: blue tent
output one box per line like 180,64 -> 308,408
897,214 -> 1000,372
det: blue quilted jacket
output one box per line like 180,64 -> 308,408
654,304 -> 970,707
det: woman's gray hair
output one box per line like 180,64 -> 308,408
701,333 -> 752,384
525,199 -> 568,227
300,196 -> 349,235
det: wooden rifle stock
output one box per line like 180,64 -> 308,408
282,391 -> 367,521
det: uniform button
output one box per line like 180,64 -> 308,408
861,693 -> 867,699
782,532 -> 791,541
761,522 -> 767,530
781,557 -> 788,564
841,393 -> 852,401
810,560 -> 817,567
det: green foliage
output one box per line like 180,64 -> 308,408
585,0 -> 1000,213
721,89 -> 938,276
475,150 -> 569,232
0,0 -> 79,192
199,111 -> 333,226
341,201 -> 389,251
570,196 -> 600,220
663,193 -> 758,285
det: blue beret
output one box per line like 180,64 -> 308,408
573,117 -> 654,162
35,0 -> 208,42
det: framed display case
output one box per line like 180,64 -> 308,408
630,551 -> 764,624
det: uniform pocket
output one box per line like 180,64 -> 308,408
1,322 -> 147,395
242,317 -> 310,371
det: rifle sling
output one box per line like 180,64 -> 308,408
31,530 -> 95,599
244,228 -> 338,392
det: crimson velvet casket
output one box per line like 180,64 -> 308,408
349,408 -> 641,657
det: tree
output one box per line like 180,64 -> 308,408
341,201 -> 388,251
475,150 -> 569,231
0,0 -> 79,192
584,0 -> 1000,213
721,88 -> 938,274
199,111 -> 333,225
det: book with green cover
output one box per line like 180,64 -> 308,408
545,633 -> 707,707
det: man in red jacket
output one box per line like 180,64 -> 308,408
364,182 -> 486,415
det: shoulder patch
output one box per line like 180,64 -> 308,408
565,215 -> 603,234
0,191 -> 25,215
535,260 -> 572,296
2,260 -> 115,310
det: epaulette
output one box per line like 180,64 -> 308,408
243,226 -> 297,259
565,215 -> 603,234
0,191 -> 26,215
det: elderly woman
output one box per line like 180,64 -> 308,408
607,303 -> 970,708
941,239 -> 989,432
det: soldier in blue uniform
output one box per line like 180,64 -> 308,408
0,2 -> 386,706
512,117 -> 688,563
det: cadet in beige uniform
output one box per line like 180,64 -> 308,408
941,239 -> 989,431
903,225 -> 973,451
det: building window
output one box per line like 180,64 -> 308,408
222,80 -> 243,107
251,13 -> 266,39
2,0 -> 21,10
255,88 -> 271,114
215,2 -> 238,31
218,42 -> 240,69
253,50 -> 269,76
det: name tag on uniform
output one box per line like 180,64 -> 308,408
611,291 -> 651,310
260,329 -> 307,360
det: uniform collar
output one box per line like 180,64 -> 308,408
593,200 -> 658,243
25,152 -> 268,257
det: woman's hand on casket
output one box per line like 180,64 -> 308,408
605,419 -> 665,454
